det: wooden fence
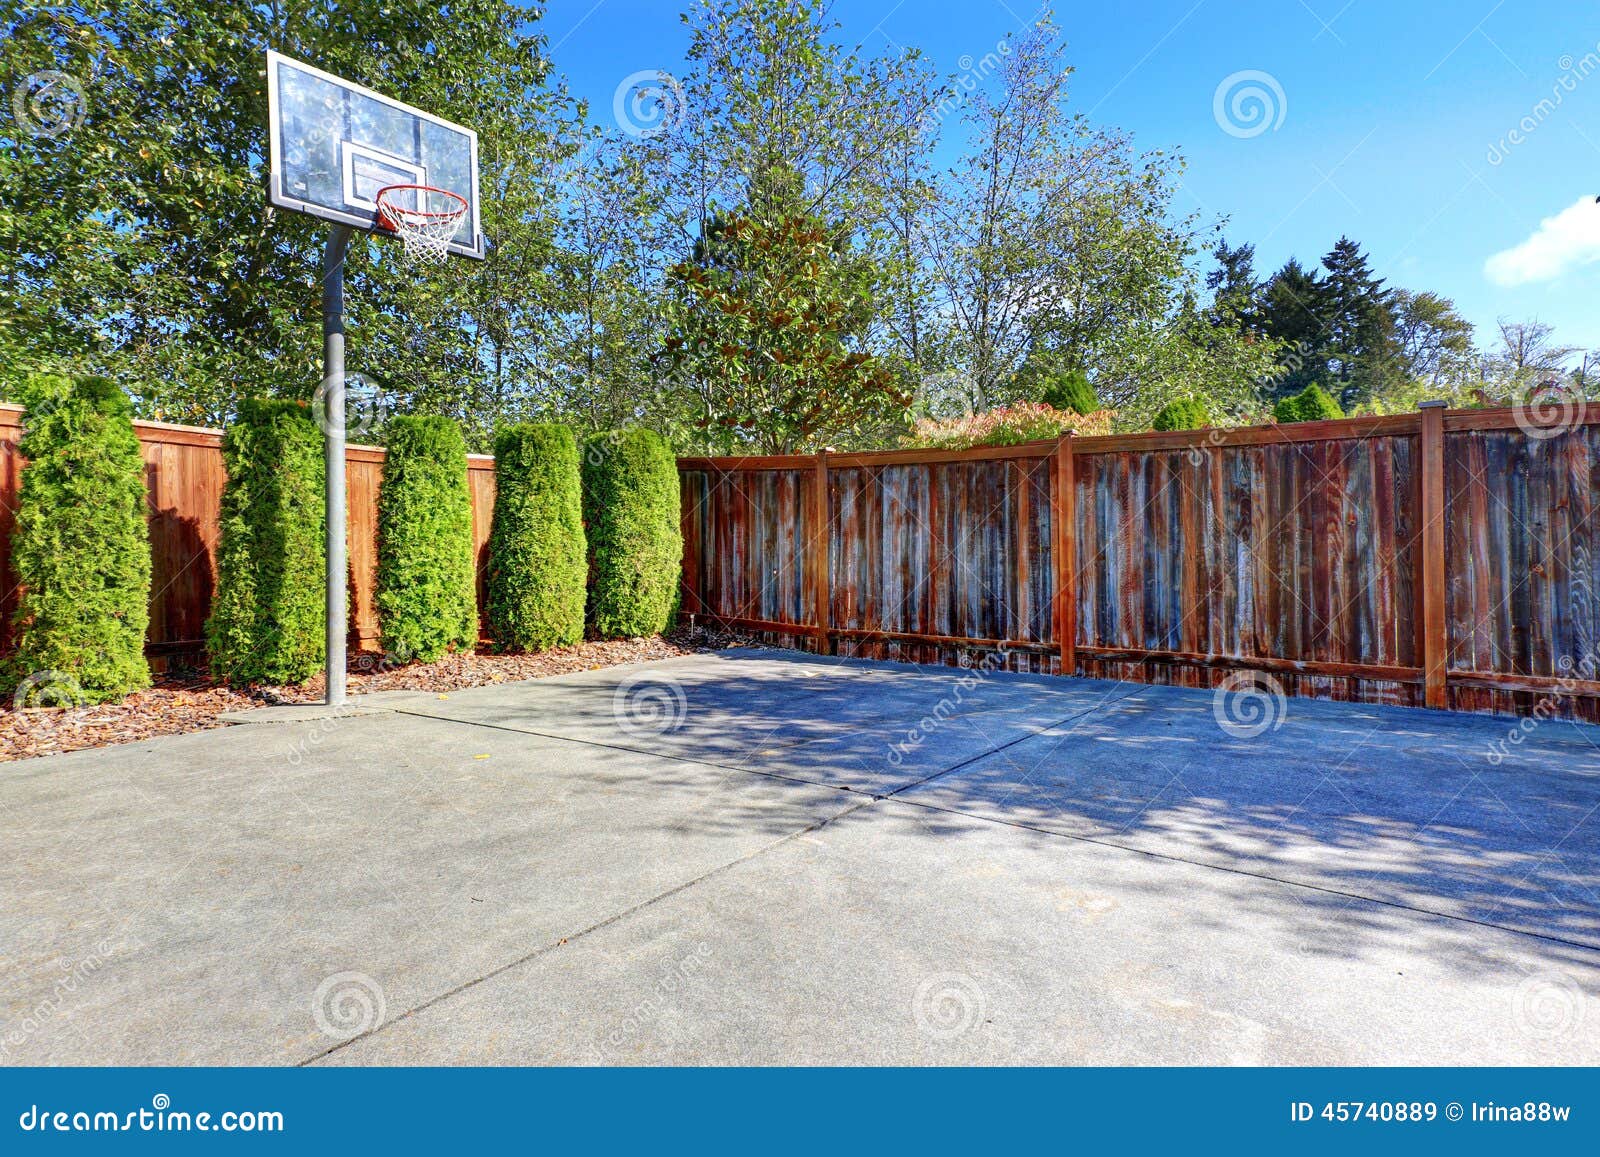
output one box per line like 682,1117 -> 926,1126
0,404 -> 498,670
680,404 -> 1600,721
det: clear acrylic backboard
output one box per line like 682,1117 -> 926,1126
265,50 -> 484,259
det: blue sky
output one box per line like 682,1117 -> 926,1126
541,0 -> 1600,353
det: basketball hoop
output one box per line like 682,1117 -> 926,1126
374,184 -> 468,263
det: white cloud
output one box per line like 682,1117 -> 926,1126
1484,196 -> 1600,287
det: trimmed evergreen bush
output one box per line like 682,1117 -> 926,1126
487,423 -> 586,651
582,430 -> 682,639
6,373 -> 151,702
206,398 -> 328,684
1152,397 -> 1211,431
377,415 -> 478,662
1274,383 -> 1344,424
1039,369 -> 1099,416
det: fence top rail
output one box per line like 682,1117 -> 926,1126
674,401 -> 1600,472
1,403 -> 495,465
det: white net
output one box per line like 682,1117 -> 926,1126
375,185 -> 468,264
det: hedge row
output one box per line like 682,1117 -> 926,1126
5,398 -> 684,696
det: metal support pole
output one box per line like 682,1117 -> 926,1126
323,224 -> 353,707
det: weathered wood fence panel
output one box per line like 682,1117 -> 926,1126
1444,420 -> 1600,714
1073,430 -> 1421,704
0,405 -> 497,669
680,407 -> 1600,720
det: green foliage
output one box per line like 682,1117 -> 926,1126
1273,383 -> 1345,424
1016,354 -> 1100,415
2,1 -> 580,438
206,399 -> 328,684
581,430 -> 682,638
1151,397 -> 1212,432
377,416 -> 477,662
1039,369 -> 1099,416
663,180 -> 912,453
6,373 -> 151,702
487,424 -> 586,651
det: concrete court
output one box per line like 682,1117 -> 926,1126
1,647 -> 1597,1066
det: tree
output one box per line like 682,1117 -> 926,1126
486,424 -> 586,651
1152,397 -> 1211,431
549,140 -> 677,437
376,416 -> 477,662
1257,259 -> 1329,398
1093,292 -> 1280,429
1495,318 -> 1577,373
6,374 -> 151,701
1392,289 -> 1475,385
655,0 -> 933,250
1274,383 -> 1343,423
0,1 -> 578,436
582,430 -> 682,638
1206,239 -> 1260,328
1317,237 -> 1402,409
924,17 -> 1200,412
661,179 -> 912,453
207,399 -> 328,684
1014,355 -> 1099,414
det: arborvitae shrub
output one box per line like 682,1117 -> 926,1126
487,423 -> 586,651
7,373 -> 151,702
582,430 -> 682,639
1152,397 -> 1211,431
206,398 -> 328,684
1274,383 -> 1344,424
377,415 -> 477,662
1039,369 -> 1099,416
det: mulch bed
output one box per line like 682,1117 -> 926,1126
0,625 -> 754,764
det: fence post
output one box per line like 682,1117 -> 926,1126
811,451 -> 833,654
1052,435 -> 1076,676
1418,401 -> 1447,709
679,468 -> 702,620
1014,458 -> 1030,646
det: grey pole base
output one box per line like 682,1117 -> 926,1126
323,224 -> 354,708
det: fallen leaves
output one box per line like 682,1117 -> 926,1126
1,625 -> 752,764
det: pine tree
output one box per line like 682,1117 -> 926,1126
1206,240 -> 1260,328
1258,259 -> 1330,399
1318,237 -> 1402,410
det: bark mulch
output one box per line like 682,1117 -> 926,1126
1,625 -> 755,764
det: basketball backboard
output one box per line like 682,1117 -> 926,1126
266,50 -> 484,259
